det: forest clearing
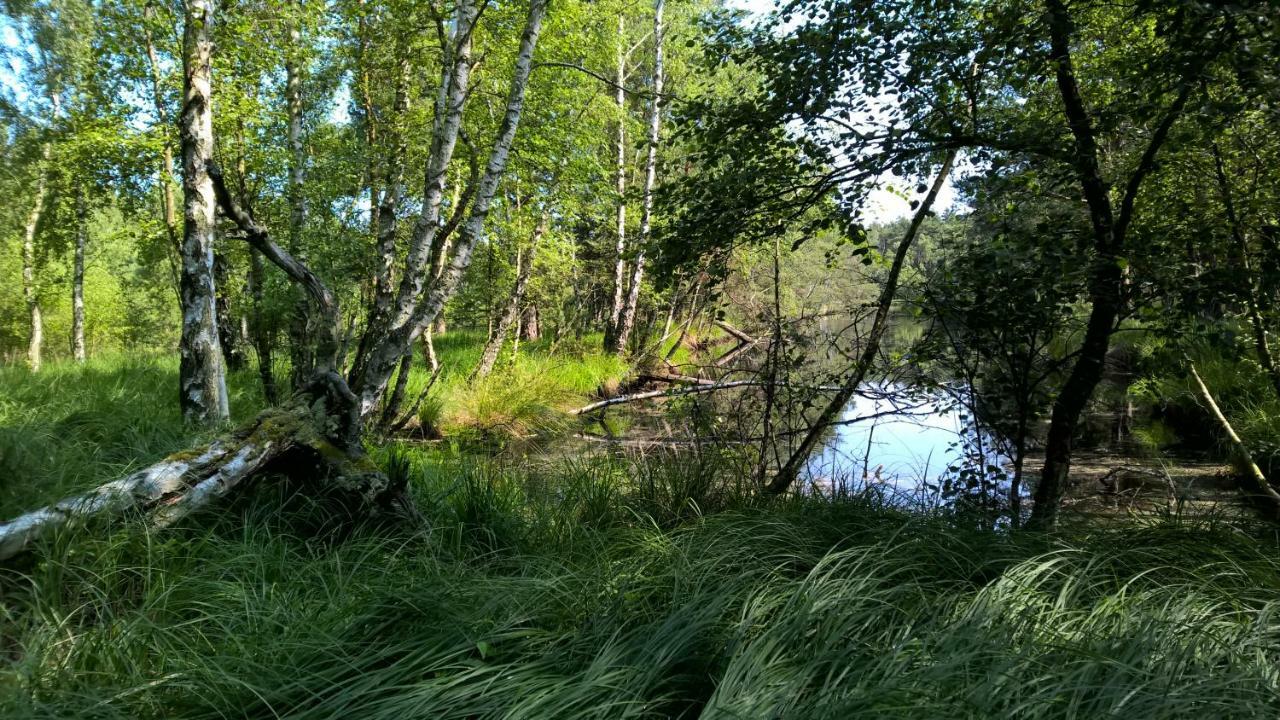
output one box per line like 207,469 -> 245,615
3,0 -> 1280,717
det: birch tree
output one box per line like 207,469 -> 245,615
177,0 -> 230,424
610,0 -> 664,354
0,0 -> 551,559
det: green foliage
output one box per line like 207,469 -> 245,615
3,455 -> 1280,718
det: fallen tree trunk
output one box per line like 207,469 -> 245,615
0,375 -> 406,562
571,379 -> 844,415
1187,359 -> 1280,518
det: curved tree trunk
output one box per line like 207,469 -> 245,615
1028,0 -> 1190,527
0,0 -> 552,563
0,374 -> 405,562
767,151 -> 956,495
349,0 -> 548,417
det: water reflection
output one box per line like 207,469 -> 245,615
805,386 -> 1011,502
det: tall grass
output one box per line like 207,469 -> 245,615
394,331 -> 626,438
2,355 -> 1279,719
3,481 -> 1278,719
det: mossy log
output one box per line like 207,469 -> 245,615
0,377 -> 411,561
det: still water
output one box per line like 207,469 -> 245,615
805,387 -> 1009,500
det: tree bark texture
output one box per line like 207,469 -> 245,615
72,181 -> 87,363
285,2 -> 314,389
179,0 -> 231,425
0,380 -> 404,562
349,0 -> 548,418
22,144 -> 50,373
606,14 -> 628,349
612,0 -> 664,354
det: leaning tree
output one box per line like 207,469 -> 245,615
0,0 -> 549,560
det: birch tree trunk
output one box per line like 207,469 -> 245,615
350,0 -> 548,418
178,0 -> 230,425
473,216 -> 546,380
606,15 -> 628,349
143,1 -> 182,301
1188,359 -> 1280,517
22,144 -> 50,373
285,1 -> 314,390
612,0 -> 664,355
346,0 -> 478,393
72,180 -> 87,363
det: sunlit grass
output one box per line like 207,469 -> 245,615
2,352 -> 1279,719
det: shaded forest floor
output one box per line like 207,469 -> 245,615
2,350 -> 1279,718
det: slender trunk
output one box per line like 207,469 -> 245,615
247,248 -> 278,403
612,0 -> 664,355
371,58 -> 411,325
1211,140 -> 1280,400
143,1 -> 182,302
606,15 -> 628,347
1188,359 -> 1280,517
214,252 -> 244,371
474,217 -> 545,380
380,353 -> 414,429
768,151 -> 956,495
350,0 -> 548,417
424,328 -> 439,371
346,0 -> 478,389
1029,0 -> 1190,527
72,180 -> 87,363
179,0 -> 230,425
285,2 -> 313,390
22,144 -> 50,373
758,236 -> 783,485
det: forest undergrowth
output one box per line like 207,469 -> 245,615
1,352 -> 1279,719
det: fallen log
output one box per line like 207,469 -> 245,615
1188,359 -> 1280,517
571,379 -> 845,415
0,376 -> 409,562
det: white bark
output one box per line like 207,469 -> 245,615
389,0 -> 478,326
608,14 -> 628,342
22,144 -> 50,373
614,0 -> 664,353
353,0 -> 549,418
72,181 -> 87,363
473,215 -> 546,380
179,0 -> 230,424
